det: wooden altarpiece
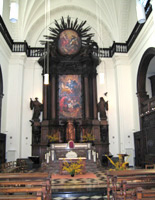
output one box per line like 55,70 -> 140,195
31,17 -> 109,162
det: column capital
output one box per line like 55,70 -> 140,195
112,53 -> 129,68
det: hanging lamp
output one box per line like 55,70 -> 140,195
136,0 -> 146,24
9,0 -> 19,23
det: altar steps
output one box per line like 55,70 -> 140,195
46,159 -> 99,174
52,187 -> 107,200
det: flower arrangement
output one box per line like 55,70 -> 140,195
62,158 -> 84,176
47,133 -> 59,143
82,133 -> 95,142
105,154 -> 129,171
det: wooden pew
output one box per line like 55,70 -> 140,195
0,187 -> 43,200
0,173 -> 51,200
106,169 -> 155,200
0,161 -> 20,173
0,196 -> 41,200
136,187 -> 155,199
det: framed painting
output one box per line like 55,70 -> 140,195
58,30 -> 81,55
58,75 -> 82,119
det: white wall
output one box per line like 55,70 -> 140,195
0,34 -> 10,129
21,58 -> 42,158
128,13 -> 155,132
96,12 -> 155,166
97,55 -> 135,165
1,7 -> 155,166
5,55 -> 42,161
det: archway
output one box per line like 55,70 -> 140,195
137,47 -> 155,127
135,47 -> 155,167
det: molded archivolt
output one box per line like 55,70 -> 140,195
24,5 -> 114,48
137,47 -> 155,94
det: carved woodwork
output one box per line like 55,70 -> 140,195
0,133 -> 6,165
30,16 -> 109,162
135,48 -> 155,167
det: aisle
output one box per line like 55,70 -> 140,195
39,163 -> 108,199
51,168 -> 107,199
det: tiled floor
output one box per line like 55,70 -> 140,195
51,168 -> 108,199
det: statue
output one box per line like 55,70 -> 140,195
97,97 -> 108,120
30,97 -> 43,122
66,120 -> 75,142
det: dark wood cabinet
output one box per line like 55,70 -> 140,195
134,111 -> 155,167
0,133 -> 6,164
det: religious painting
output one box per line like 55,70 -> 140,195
59,75 -> 82,119
58,30 -> 81,55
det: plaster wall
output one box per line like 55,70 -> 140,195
0,7 -> 155,165
5,53 -> 26,161
97,55 -> 135,166
128,13 -> 155,131
0,34 -> 11,134
21,58 -> 42,158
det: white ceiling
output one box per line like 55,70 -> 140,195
3,0 -> 137,48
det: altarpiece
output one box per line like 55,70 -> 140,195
30,16 -> 109,162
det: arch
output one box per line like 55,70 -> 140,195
0,65 -> 3,132
137,47 -> 155,95
25,5 -> 113,48
137,47 -> 155,130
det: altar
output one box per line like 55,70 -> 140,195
30,17 -> 109,164
49,143 -> 94,161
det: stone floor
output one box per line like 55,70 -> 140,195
40,163 -> 108,200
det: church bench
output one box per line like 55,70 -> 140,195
136,187 -> 155,199
106,169 -> 155,200
113,181 -> 155,199
0,173 -> 51,200
0,187 -> 44,200
0,172 -> 50,180
0,161 -> 20,173
0,195 -> 41,200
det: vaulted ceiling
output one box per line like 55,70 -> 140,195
3,0 -> 137,48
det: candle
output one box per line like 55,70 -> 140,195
93,152 -> 96,162
88,149 -> 91,160
46,153 -> 49,163
52,150 -> 54,161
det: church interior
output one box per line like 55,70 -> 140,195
0,0 -> 155,199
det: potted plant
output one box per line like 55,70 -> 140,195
82,133 -> 95,146
47,133 -> 59,147
105,154 -> 129,171
62,158 -> 84,177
